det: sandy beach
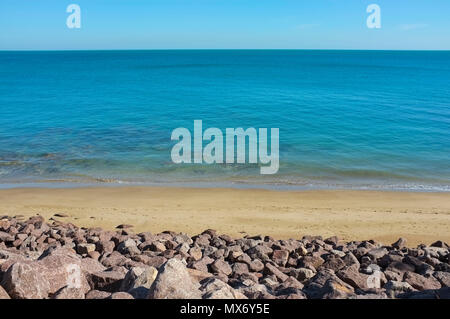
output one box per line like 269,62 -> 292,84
0,186 -> 448,247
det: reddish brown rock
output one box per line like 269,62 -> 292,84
51,286 -> 85,299
1,262 -> 50,299
211,259 -> 232,276
108,292 -> 134,299
403,272 -> 442,291
264,263 -> 289,282
337,265 -> 371,290
89,270 -> 126,292
148,259 -> 202,299
299,256 -> 325,269
85,290 -> 111,299
37,247 -> 90,294
272,250 -> 289,267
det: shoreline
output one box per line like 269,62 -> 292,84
0,186 -> 449,247
0,179 -> 449,192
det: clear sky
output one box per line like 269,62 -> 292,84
0,0 -> 449,50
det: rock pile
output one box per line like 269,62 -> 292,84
0,215 -> 449,299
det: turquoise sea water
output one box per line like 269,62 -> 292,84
0,50 -> 449,190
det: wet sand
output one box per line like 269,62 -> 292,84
0,186 -> 449,246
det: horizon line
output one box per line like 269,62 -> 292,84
1,48 -> 450,52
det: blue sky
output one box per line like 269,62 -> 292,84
0,0 -> 449,50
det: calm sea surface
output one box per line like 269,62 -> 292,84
0,50 -> 449,190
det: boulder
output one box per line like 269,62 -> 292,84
433,271 -> 450,287
337,265 -> 371,290
1,262 -> 50,299
121,266 -> 158,299
108,292 -> 134,299
37,247 -> 90,294
76,243 -> 96,255
272,250 -> 289,267
384,281 -> 415,297
201,278 -> 247,299
392,238 -> 407,249
89,269 -> 126,292
210,259 -> 232,276
298,256 -> 324,269
263,263 -> 288,282
85,290 -> 111,299
403,272 -> 441,291
51,286 -> 85,299
147,259 -> 202,299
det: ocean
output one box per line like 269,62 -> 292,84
0,50 -> 449,190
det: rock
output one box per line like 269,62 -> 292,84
211,259 -> 232,276
384,281 -> 415,296
147,259 -> 202,299
85,290 -> 111,299
321,256 -> 346,272
191,256 -> 214,273
0,231 -> 14,242
188,247 -> 202,261
367,248 -> 388,260
149,242 -> 166,253
263,263 -> 288,282
108,292 -> 134,299
37,247 -> 90,294
187,268 -> 213,282
321,279 -> 355,299
237,283 -> 274,299
0,285 -> 10,299
51,286 -> 85,299
324,236 -> 339,246
77,243 -> 96,255
201,278 -> 248,299
232,262 -> 249,277
304,271 -> 355,299
117,238 -> 140,255
89,270 -> 126,292
278,276 -> 304,290
433,271 -> 450,287
384,270 -> 403,282
392,238 -> 407,249
430,240 -> 449,249
248,259 -> 264,272
88,251 -> 100,260
0,219 -> 11,231
290,268 -> 315,282
342,252 -> 360,268
337,265 -> 371,290
121,266 -> 158,299
272,250 -> 289,267
386,261 -> 415,274
116,224 -> 134,229
96,240 -> 115,255
298,256 -> 325,269
1,262 -> 50,299
53,213 -> 69,218
403,272 -> 441,291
